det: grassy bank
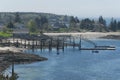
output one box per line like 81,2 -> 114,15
0,32 -> 12,38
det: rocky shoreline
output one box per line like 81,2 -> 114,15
0,50 -> 48,73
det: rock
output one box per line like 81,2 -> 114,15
0,50 -> 48,72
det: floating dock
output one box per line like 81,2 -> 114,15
80,45 -> 116,50
81,47 -> 116,50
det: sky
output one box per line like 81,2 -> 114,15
0,0 -> 120,18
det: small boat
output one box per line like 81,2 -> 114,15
92,50 -> 99,53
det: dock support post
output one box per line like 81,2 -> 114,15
49,39 -> 52,52
28,40 -> 30,49
62,38 -> 64,52
24,40 -> 26,48
40,40 -> 43,52
36,40 -> 37,48
79,35 -> 81,50
32,39 -> 34,52
16,39 -> 19,47
20,39 -> 22,48
73,38 -> 75,49
11,52 -> 15,80
56,38 -> 59,55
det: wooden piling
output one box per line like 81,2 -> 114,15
62,38 -> 64,52
50,38 -> 52,51
48,39 -> 52,52
13,33 -> 14,43
32,39 -> 34,52
40,40 -> 43,51
28,40 -> 30,49
70,36 -> 71,43
56,38 -> 59,54
73,38 -> 75,49
12,52 -> 15,79
79,35 -> 82,50
36,40 -> 37,48
16,40 -> 19,47
24,40 -> 26,48
20,39 -> 22,48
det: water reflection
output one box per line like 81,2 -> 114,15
6,39 -> 120,80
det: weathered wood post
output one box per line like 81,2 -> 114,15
32,39 -> 34,52
43,40 -> 45,48
40,40 -> 43,52
16,39 -> 19,47
24,39 -> 26,48
70,36 -> 71,43
65,37 -> 67,48
79,35 -> 82,50
36,40 -> 37,48
20,38 -> 22,48
56,38 -> 59,55
48,39 -> 52,52
20,39 -> 22,44
50,38 -> 52,51
39,40 -> 40,50
0,39 -> 2,44
28,40 -> 30,49
11,51 -> 15,80
62,38 -> 65,52
73,37 -> 75,49
13,33 -> 15,43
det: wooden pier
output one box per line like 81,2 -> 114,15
0,34 -> 116,52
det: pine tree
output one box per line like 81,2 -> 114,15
69,16 -> 78,30
117,21 -> 120,30
14,12 -> 21,23
98,16 -> 106,26
109,18 -> 117,32
80,18 -> 94,30
35,17 -> 41,28
6,22 -> 14,29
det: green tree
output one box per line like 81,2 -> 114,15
98,16 -> 106,26
69,16 -> 78,31
70,16 -> 76,25
75,17 -> 80,23
6,22 -> 14,29
34,16 -> 48,31
35,17 -> 41,28
80,18 -> 94,30
109,18 -> 117,32
117,21 -> 120,30
27,20 -> 37,33
14,12 -> 21,23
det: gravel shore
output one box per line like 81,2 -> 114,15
44,32 -> 120,39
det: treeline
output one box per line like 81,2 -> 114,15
69,16 -> 120,32
0,12 -> 70,33
0,12 -> 120,33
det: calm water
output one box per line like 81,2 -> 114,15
6,39 -> 120,80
